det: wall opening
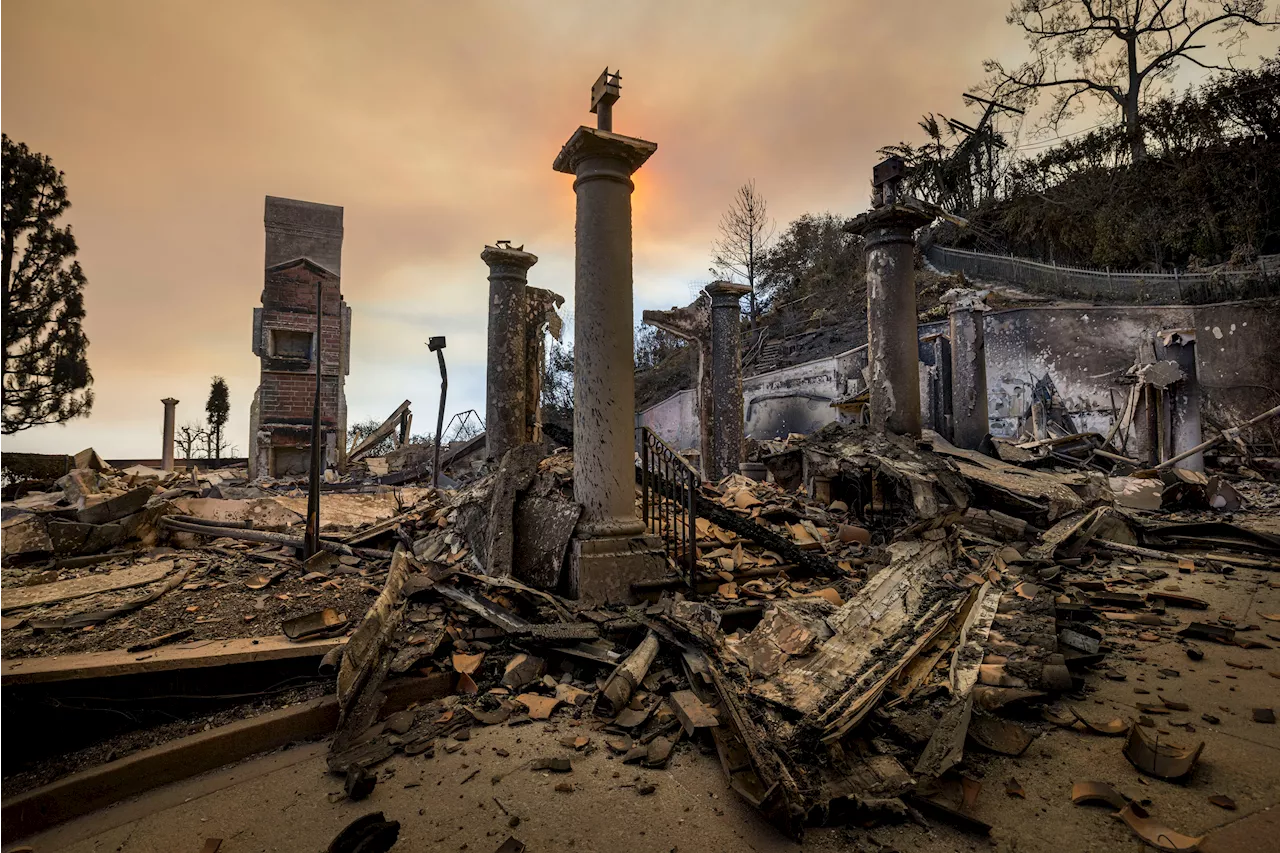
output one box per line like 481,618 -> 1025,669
272,446 -> 310,477
270,329 -> 313,361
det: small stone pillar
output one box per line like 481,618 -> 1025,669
553,68 -> 665,603
944,289 -> 990,449
482,242 -> 537,460
161,397 -> 179,471
706,281 -> 750,482
845,157 -> 932,437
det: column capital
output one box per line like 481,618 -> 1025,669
705,280 -> 751,306
481,244 -> 539,277
844,203 -> 934,247
161,398 -> 179,407
553,126 -> 657,176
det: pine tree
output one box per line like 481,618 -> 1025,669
206,376 -> 230,458
3,135 -> 93,433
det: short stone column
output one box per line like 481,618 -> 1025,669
846,158 -> 932,437
944,289 -> 990,449
552,72 -> 665,604
161,397 -> 179,470
482,243 -> 537,460
706,281 -> 750,482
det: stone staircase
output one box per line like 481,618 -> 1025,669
751,339 -> 784,374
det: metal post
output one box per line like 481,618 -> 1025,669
667,453 -> 674,542
641,433 -> 649,529
685,466 -> 696,584
428,337 -> 448,488
304,278 -> 323,559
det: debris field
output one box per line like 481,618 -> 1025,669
4,421 -> 1279,852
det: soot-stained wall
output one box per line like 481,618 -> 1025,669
637,299 -> 1278,451
983,305 -> 1193,436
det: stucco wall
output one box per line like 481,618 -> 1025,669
1192,300 -> 1280,436
639,389 -> 699,450
742,355 -> 846,440
983,305 -> 1193,436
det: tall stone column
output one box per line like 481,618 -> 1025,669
706,281 -> 751,481
552,69 -> 665,603
161,398 -> 179,471
482,243 -> 537,460
846,158 -> 932,437
554,134 -> 655,535
944,289 -> 990,449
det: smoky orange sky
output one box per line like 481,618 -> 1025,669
4,1 -> 1273,458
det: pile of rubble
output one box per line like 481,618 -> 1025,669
307,422 -> 1280,843
3,423 -> 1277,847
0,453 -> 436,657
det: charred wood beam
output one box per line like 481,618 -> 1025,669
159,516 -> 392,560
347,400 -> 413,463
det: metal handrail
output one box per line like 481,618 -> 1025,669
637,426 -> 698,586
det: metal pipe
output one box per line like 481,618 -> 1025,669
428,337 -> 448,488
686,466 -> 696,583
1155,403 -> 1280,470
304,278 -> 323,559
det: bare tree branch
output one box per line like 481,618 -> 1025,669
985,0 -> 1275,162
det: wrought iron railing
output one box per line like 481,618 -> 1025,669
637,426 -> 698,586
